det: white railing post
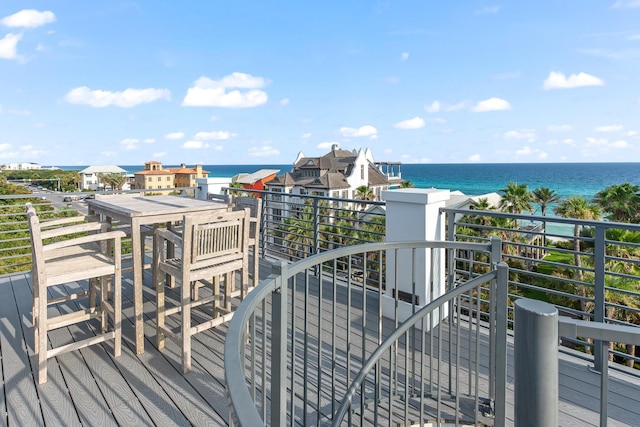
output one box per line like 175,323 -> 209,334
514,298 -> 558,426
380,189 -> 450,325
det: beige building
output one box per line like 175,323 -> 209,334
133,161 -> 175,192
133,161 -> 208,193
164,163 -> 208,188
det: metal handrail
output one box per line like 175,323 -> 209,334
225,239 -> 502,426
331,262 -> 510,426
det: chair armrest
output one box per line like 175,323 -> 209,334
39,214 -> 99,228
155,228 -> 183,246
42,230 -> 127,252
41,222 -> 108,240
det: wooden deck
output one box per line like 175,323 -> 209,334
1,258 -> 639,426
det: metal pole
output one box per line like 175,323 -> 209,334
514,298 -> 558,427
271,260 -> 288,426
592,225 -> 606,373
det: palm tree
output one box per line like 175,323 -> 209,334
469,197 -> 493,227
554,196 -> 601,317
594,182 -> 640,223
533,187 -> 560,244
399,180 -> 414,188
355,185 -> 375,210
498,182 -> 533,215
532,187 -> 560,216
105,173 -> 127,191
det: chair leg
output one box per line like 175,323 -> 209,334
182,277 -> 191,374
113,272 -> 121,357
154,236 -> 166,350
251,245 -> 259,289
100,277 -> 108,334
37,284 -> 48,384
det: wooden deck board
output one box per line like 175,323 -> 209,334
1,258 -> 640,426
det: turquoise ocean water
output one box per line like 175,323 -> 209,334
59,162 -> 640,200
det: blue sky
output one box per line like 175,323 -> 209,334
1,1 -> 640,166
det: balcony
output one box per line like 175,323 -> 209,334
0,188 -> 639,425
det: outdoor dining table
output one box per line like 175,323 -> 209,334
86,194 -> 229,354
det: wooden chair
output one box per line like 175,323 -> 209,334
207,193 -> 231,204
27,205 -> 126,384
232,196 -> 262,291
153,208 -> 250,373
94,193 -> 154,271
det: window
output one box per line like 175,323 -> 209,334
361,165 -> 365,180
157,177 -> 162,181
148,177 -> 152,182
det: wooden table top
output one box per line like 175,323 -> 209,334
86,195 -> 228,219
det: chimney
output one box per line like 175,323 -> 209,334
196,164 -> 202,176
181,163 -> 186,168
332,143 -> 339,152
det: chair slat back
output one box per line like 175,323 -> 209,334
232,196 -> 262,240
183,209 -> 249,265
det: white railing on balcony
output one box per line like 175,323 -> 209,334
225,240 -> 506,426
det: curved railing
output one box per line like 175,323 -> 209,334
225,239 -> 506,426
331,262 -> 509,426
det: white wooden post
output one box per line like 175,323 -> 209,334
381,188 -> 450,326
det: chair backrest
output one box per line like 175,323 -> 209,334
232,196 -> 262,240
207,193 -> 231,204
26,207 -> 45,281
26,204 -> 106,280
182,208 -> 250,266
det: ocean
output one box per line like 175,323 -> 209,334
58,162 -> 640,200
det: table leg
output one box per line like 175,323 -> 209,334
131,219 -> 145,354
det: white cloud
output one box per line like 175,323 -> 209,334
425,101 -> 440,113
194,131 -> 235,140
165,132 -> 184,140
627,130 -> 637,137
317,142 -> 339,149
280,98 -> 290,106
0,33 -> 22,60
183,140 -> 209,149
428,117 -> 447,124
427,100 -> 471,113
1,10 -> 56,28
586,137 -> 629,148
471,97 -> 512,112
120,138 -> 139,150
248,145 -> 280,157
401,52 -> 409,61
612,0 -> 640,8
0,143 -> 13,151
64,86 -> 171,108
515,146 -> 534,156
301,132 -> 312,139
504,129 -> 536,141
468,154 -> 481,162
182,72 -> 268,108
476,6 -> 500,14
100,151 -> 117,157
611,140 -> 629,148
383,148 -> 393,154
153,152 -> 166,157
144,138 -> 155,144
547,124 -> 572,132
543,71 -> 604,89
340,125 -> 378,139
385,76 -> 400,84
562,138 -> 576,146
594,125 -> 623,132
394,117 -> 425,129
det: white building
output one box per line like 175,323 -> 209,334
79,165 -> 129,191
1,162 -> 41,170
